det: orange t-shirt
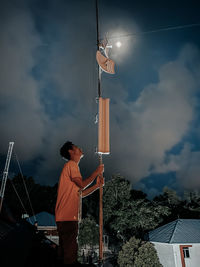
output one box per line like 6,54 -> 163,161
55,160 -> 82,222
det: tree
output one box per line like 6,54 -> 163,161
103,175 -> 134,244
82,189 -> 99,221
103,175 -> 170,243
153,186 -> 200,221
184,191 -> 200,213
153,187 -> 181,208
134,242 -> 162,267
78,216 -> 99,249
3,174 -> 57,219
118,236 -> 162,267
103,174 -> 131,223
118,236 -> 140,267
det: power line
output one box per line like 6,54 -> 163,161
106,23 -> 200,40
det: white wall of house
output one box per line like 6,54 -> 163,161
152,242 -> 176,267
189,244 -> 200,267
152,242 -> 200,267
173,243 -> 200,267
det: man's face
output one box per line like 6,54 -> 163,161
72,145 -> 84,159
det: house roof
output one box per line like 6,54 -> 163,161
146,219 -> 200,243
27,211 -> 56,227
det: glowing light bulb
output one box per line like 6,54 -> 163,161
116,41 -> 122,48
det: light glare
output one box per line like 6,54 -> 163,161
116,41 -> 122,48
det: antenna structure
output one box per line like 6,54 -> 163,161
0,142 -> 14,212
95,0 -> 115,265
95,0 -> 104,264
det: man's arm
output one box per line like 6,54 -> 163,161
71,164 -> 104,189
82,164 -> 104,189
71,177 -> 83,189
82,176 -> 104,198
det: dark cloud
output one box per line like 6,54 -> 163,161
0,0 -> 46,160
1,0 -> 200,195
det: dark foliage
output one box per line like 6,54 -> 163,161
0,218 -> 57,267
2,173 -> 200,266
3,174 -> 57,219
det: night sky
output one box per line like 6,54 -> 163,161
1,0 -> 200,198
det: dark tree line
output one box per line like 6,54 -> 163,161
3,173 -> 200,266
82,175 -> 200,249
3,174 -> 58,219
2,173 -> 200,239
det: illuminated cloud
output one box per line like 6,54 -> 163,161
105,44 -> 200,186
1,0 -> 200,194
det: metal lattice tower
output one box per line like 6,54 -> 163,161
0,142 -> 14,212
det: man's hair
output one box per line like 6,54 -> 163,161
60,141 -> 74,160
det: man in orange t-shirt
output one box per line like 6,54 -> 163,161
55,141 -> 104,266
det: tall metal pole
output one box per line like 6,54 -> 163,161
96,0 -> 102,98
95,0 -> 104,264
0,142 -> 14,212
98,154 -> 103,264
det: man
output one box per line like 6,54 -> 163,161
55,141 -> 104,266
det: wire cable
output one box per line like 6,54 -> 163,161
14,151 -> 36,222
106,23 -> 200,40
8,178 -> 34,224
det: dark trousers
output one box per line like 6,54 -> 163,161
56,221 -> 79,265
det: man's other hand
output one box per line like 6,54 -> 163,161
97,176 -> 105,187
96,164 -> 104,175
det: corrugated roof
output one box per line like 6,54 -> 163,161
147,219 -> 200,243
27,211 -> 56,227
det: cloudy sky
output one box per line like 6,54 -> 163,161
1,0 -> 200,198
